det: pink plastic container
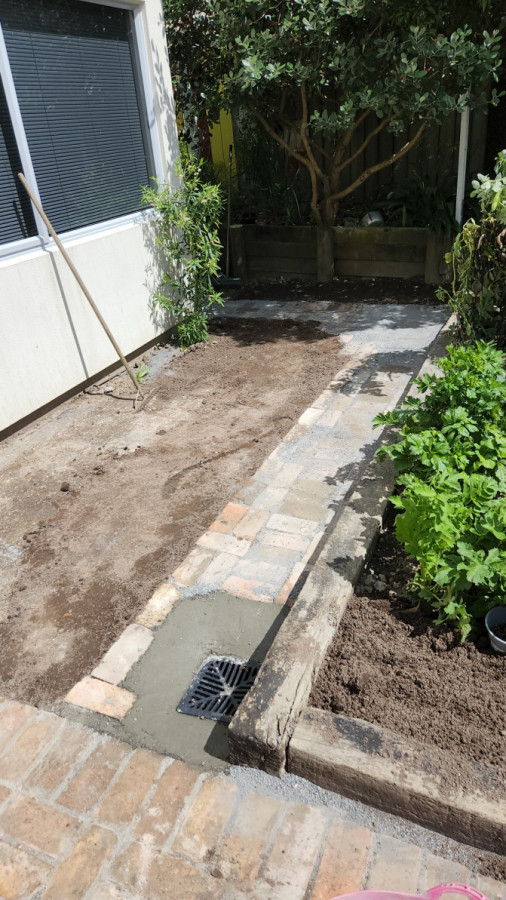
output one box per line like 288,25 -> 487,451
331,884 -> 489,900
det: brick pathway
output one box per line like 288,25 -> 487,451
1,699 -> 505,900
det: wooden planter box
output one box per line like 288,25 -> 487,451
230,224 -> 452,285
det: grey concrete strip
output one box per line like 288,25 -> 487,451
61,592 -> 289,770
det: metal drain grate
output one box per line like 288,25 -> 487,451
177,655 -> 260,723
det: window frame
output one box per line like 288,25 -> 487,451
0,0 -> 164,261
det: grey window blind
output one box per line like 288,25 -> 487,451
0,78 -> 37,244
1,0 -> 153,236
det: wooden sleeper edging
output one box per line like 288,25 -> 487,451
288,709 -> 506,856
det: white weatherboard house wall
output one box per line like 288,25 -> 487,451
0,0 -> 180,432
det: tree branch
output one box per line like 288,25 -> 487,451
308,162 -> 323,225
341,108 -> 371,152
338,116 -> 391,174
299,83 -> 325,182
277,111 -> 332,164
328,120 -> 427,203
254,110 -> 311,170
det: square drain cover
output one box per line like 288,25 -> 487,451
177,655 -> 260,723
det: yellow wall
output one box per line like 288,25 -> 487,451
209,109 -> 236,173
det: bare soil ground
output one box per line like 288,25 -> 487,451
311,510 -> 506,791
1,315 -> 347,708
224,275 -> 441,305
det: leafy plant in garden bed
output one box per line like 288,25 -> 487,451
142,146 -> 224,348
438,150 -> 506,350
375,341 -> 506,639
379,169 -> 459,235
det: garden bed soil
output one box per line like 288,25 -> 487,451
310,516 -> 506,784
1,315 -> 347,708
224,275 -> 441,305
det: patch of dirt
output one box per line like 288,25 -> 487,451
311,515 -> 506,784
311,514 -> 506,881
0,316 -> 347,707
225,276 -> 441,305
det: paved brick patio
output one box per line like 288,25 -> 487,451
0,699 -> 504,899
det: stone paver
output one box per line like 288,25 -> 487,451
221,574 -> 274,603
197,530 -> 251,557
25,721 -> 93,795
0,715 -> 62,782
216,793 -> 279,885
367,834 -> 422,893
309,820 -> 373,900
171,776 -> 237,861
258,803 -> 328,900
421,855 -> 480,892
92,625 -> 153,686
135,583 -> 179,629
209,502 -> 247,533
172,547 -> 214,587
233,507 -> 270,541
42,826 -> 116,900
0,794 -> 81,858
0,701 -> 504,899
96,748 -> 162,825
0,839 -> 52,900
65,677 -> 136,720
0,702 -> 34,755
134,760 -> 200,846
57,738 -> 130,813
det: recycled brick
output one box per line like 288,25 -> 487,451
0,795 -> 80,859
42,826 -> 116,900
172,776 -> 237,862
135,760 -> 200,846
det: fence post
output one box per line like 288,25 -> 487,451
316,227 -> 334,283
230,225 -> 248,282
424,230 -> 442,285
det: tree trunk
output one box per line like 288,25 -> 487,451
321,169 -> 340,226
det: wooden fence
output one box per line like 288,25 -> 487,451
230,224 -> 452,284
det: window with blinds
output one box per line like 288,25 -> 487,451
0,79 -> 37,244
0,0 -> 154,245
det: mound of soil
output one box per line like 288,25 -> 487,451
311,519 -> 506,778
1,316 -> 346,707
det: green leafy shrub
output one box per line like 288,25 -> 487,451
177,311 -> 209,350
380,170 -> 458,235
375,341 -> 506,639
164,0 -> 503,225
438,151 -> 506,349
142,146 -> 224,348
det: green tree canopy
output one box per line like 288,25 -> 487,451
165,0 -> 503,224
